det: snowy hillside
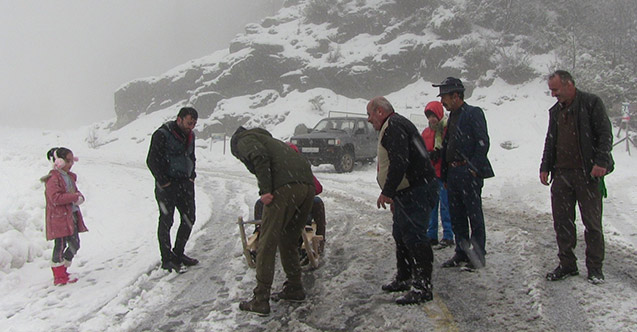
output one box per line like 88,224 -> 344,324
1,78 -> 637,331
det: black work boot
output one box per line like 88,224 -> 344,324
173,250 -> 199,266
178,254 -> 199,266
382,278 -> 412,292
271,280 -> 306,302
441,254 -> 467,268
396,279 -> 433,305
161,260 -> 186,273
546,264 -> 579,281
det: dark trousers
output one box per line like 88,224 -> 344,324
155,179 -> 196,264
551,168 -> 604,270
447,165 -> 486,261
392,182 -> 437,285
52,212 -> 80,264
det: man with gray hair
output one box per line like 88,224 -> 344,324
367,96 -> 438,305
540,70 -> 614,284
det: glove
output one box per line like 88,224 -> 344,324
75,195 -> 85,206
429,148 -> 441,162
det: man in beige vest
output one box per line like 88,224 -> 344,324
367,96 -> 439,305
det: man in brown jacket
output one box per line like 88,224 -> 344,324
540,70 -> 614,284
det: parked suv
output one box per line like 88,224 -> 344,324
290,116 -> 377,173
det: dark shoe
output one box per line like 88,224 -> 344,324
271,286 -> 306,302
396,285 -> 433,305
587,268 -> 605,285
441,254 -> 466,268
239,297 -> 270,315
546,265 -> 578,281
178,254 -> 199,266
439,239 -> 454,247
429,238 -> 439,246
161,261 -> 186,273
381,279 -> 411,292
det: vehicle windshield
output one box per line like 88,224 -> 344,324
313,119 -> 356,133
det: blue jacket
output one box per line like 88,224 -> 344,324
441,102 -> 494,181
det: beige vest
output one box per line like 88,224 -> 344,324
376,119 -> 410,191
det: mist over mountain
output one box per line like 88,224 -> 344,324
112,0 -> 637,137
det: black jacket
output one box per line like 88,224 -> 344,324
540,89 -> 614,177
147,121 -> 196,186
379,113 -> 436,198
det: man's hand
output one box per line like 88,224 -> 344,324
261,193 -> 274,205
376,194 -> 393,209
539,171 -> 550,186
590,165 -> 607,178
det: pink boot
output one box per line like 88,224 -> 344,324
63,265 -> 78,284
52,265 -> 78,286
52,266 -> 67,285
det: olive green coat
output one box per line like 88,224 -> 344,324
232,128 -> 314,195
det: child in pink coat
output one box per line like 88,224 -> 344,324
41,147 -> 88,285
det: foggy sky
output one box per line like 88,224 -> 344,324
0,0 -> 283,129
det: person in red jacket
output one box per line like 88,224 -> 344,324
41,147 -> 88,286
421,101 -> 454,249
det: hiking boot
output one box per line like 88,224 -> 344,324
161,261 -> 186,273
178,254 -> 199,266
587,268 -> 605,285
239,297 -> 270,315
546,265 -> 578,281
396,285 -> 433,305
271,286 -> 306,302
439,239 -> 454,247
441,254 -> 466,268
381,279 -> 411,292
429,238 -> 439,246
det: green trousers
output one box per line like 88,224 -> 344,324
254,183 -> 314,299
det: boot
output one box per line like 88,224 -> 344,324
239,284 -> 271,315
381,278 -> 411,292
396,280 -> 433,305
52,266 -> 77,286
62,265 -> 78,284
271,280 -> 305,302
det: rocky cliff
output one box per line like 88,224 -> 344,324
113,0 -> 637,136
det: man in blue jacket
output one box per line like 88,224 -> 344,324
435,77 -> 494,270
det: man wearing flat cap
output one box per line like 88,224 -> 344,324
433,77 -> 494,270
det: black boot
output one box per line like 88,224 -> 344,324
382,278 -> 411,292
173,250 -> 199,266
396,280 -> 433,305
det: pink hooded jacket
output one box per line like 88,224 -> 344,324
43,170 -> 88,240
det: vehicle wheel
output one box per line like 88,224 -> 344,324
334,151 -> 354,173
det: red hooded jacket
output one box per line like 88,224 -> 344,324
421,101 -> 446,178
